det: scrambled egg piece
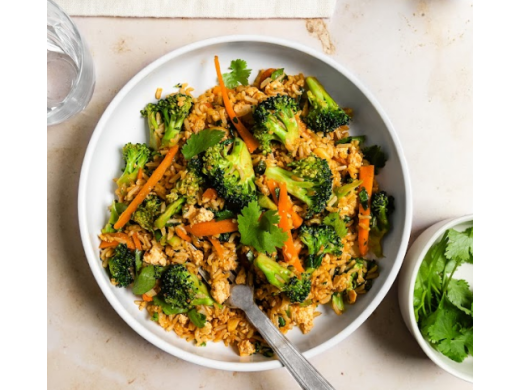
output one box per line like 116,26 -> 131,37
238,340 -> 256,356
144,245 -> 167,266
211,279 -> 231,304
191,208 -> 214,226
292,305 -> 316,334
186,244 -> 204,266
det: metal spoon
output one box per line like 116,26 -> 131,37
227,284 -> 335,390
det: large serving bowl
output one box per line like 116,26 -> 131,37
78,35 -> 412,371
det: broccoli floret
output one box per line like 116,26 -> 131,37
102,201 -> 128,233
264,155 -> 332,218
117,143 -> 151,187
202,138 -> 257,209
368,191 -> 394,257
132,195 -> 161,232
160,264 -> 217,310
166,166 -> 204,206
140,94 -> 193,149
140,103 -> 162,150
108,244 -> 135,287
254,254 -> 311,303
154,197 -> 185,230
252,95 -> 300,152
299,224 -> 342,269
302,77 -> 350,134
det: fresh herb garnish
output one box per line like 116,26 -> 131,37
182,129 -> 225,160
222,59 -> 252,88
237,200 -> 288,253
413,226 -> 473,363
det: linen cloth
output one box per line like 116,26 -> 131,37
55,0 -> 337,18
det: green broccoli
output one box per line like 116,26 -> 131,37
154,197 -> 186,230
166,166 -> 204,206
302,77 -> 350,134
202,138 -> 257,210
140,94 -> 193,149
108,244 -> 135,287
264,155 -> 333,218
117,143 -> 151,187
252,95 -> 300,153
102,201 -> 128,233
368,191 -> 394,257
131,194 -> 162,232
140,103 -> 162,150
160,264 -> 218,310
254,254 -> 311,303
299,224 -> 343,270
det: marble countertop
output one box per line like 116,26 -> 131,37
47,1 -> 473,388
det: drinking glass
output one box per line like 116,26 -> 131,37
47,0 -> 95,126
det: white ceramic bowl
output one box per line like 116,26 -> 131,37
398,215 -> 473,382
78,35 -> 413,371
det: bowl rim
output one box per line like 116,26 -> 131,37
77,34 -> 413,371
404,214 -> 473,382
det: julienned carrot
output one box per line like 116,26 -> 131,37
132,234 -> 142,251
214,56 -> 259,153
137,168 -> 143,182
258,68 -> 275,85
203,188 -> 218,200
175,226 -> 192,242
114,146 -> 179,230
185,219 -> 238,237
142,293 -> 153,302
208,237 -> 225,259
100,233 -> 135,250
99,241 -> 119,249
277,183 -> 304,273
287,196 -> 303,229
358,165 -> 375,256
267,179 -> 302,229
266,179 -> 278,205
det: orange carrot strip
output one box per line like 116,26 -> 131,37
132,234 -> 142,251
203,188 -> 218,200
99,241 -> 119,249
358,165 -> 375,256
208,237 -> 225,260
185,219 -> 238,237
266,179 -> 279,205
214,56 -> 259,153
101,233 -> 135,250
114,146 -> 179,229
287,197 -> 303,229
175,226 -> 192,242
142,294 -> 153,302
137,168 -> 143,181
258,68 -> 275,85
277,183 -> 304,273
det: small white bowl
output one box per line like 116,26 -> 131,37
398,215 -> 473,383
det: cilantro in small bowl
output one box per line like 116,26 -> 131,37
398,215 -> 473,383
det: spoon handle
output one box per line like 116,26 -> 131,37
243,304 -> 335,390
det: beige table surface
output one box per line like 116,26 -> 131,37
47,1 -> 473,388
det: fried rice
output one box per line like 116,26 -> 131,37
99,67 -> 382,357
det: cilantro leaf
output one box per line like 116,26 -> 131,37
436,327 -> 473,362
181,129 -> 225,160
447,279 -> 473,316
323,212 -> 348,238
238,200 -> 288,253
445,227 -> 473,264
222,59 -> 252,89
